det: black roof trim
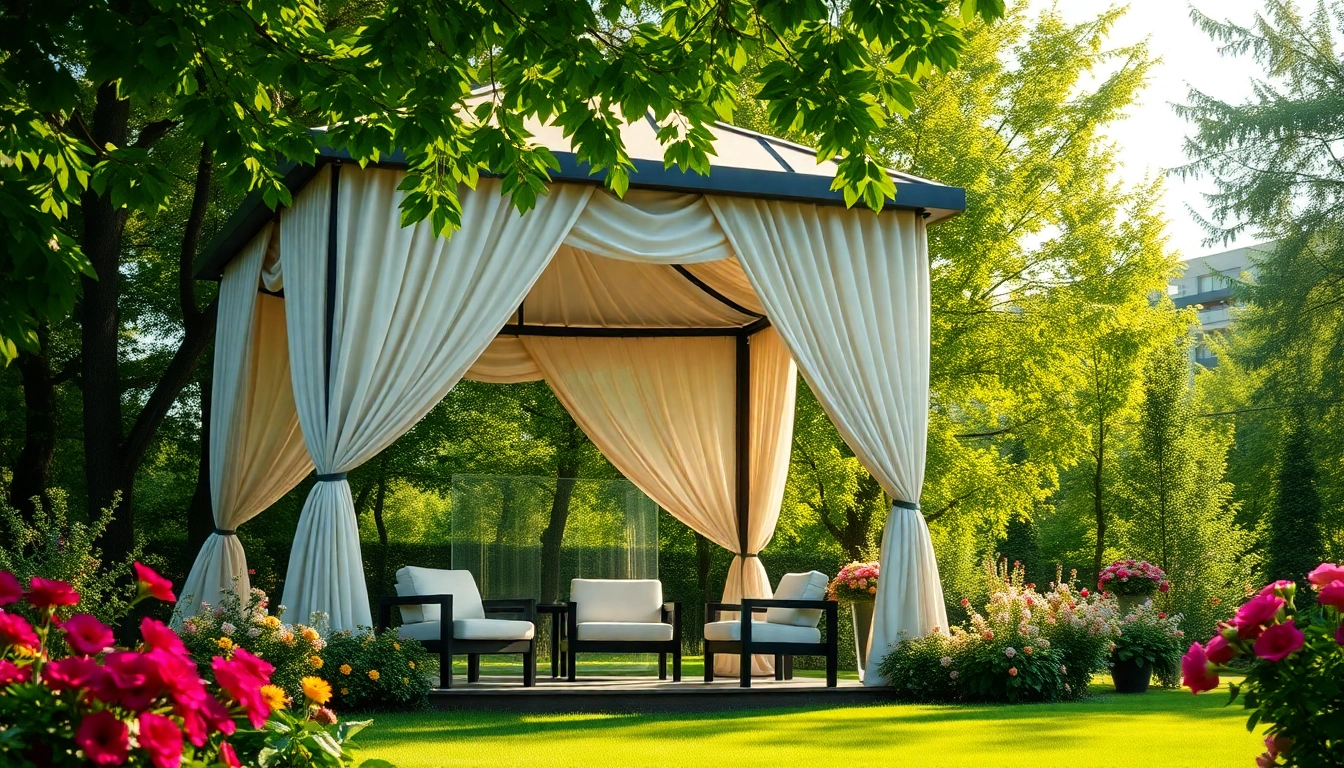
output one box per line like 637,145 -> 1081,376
194,147 -> 966,280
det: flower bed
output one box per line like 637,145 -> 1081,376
323,628 -> 435,712
1183,563 -> 1344,766
877,560 -> 1119,703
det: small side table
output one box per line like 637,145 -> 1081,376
537,604 -> 569,679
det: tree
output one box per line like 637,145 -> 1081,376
1267,414 -> 1324,587
1,0 -> 1005,557
1177,0 -> 1344,564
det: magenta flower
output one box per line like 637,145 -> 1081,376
138,712 -> 184,768
1306,563 -> 1344,589
133,563 -> 176,603
0,612 -> 39,650
1234,593 -> 1285,639
1317,582 -> 1344,611
1182,642 -> 1219,694
1254,622 -> 1305,662
44,656 -> 105,693
27,577 -> 79,609
0,571 -> 22,606
74,710 -> 129,766
62,613 -> 114,656
0,659 -> 31,686
1205,634 -> 1236,665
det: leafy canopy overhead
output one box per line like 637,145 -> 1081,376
0,0 -> 1004,361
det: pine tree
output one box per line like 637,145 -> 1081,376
1267,415 -> 1324,587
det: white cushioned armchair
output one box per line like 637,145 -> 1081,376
562,579 -> 682,681
703,570 -> 838,688
376,567 -> 536,688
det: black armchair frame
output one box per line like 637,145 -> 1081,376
559,601 -> 682,682
703,598 -> 838,688
377,594 -> 537,689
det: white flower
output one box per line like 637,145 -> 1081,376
949,671 -> 959,679
995,612 -> 1010,624
247,627 -> 261,638
1004,647 -> 1016,658
940,656 -> 952,667
220,622 -> 236,636
1064,683 -> 1071,692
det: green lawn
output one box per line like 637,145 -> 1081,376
359,670 -> 1262,768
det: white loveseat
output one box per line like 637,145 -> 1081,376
376,566 -> 537,688
562,578 -> 682,681
703,570 -> 838,688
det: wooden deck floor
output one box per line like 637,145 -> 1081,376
428,675 -> 893,713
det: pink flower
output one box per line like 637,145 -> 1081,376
219,741 -> 242,768
1254,622 -> 1305,662
212,649 -> 273,728
138,712 -> 184,768
133,563 -> 176,603
1205,634 -> 1236,665
1259,580 -> 1295,598
1234,594 -> 1284,639
1007,667 -> 1018,676
44,656 -> 105,693
0,659 -> 31,685
0,612 -> 39,650
63,613 -> 114,656
148,647 -> 207,707
1158,581 -> 1169,593
312,707 -> 338,725
0,571 -> 22,606
27,576 -> 79,609
75,710 -> 130,765
99,651 -> 163,711
140,617 -> 189,658
1337,625 -> 1344,646
1080,589 -> 1089,598
1317,582 -> 1344,611
175,695 -> 236,748
1182,643 -> 1219,694
1255,753 -> 1276,768
1307,563 -> 1344,589
960,598 -> 969,608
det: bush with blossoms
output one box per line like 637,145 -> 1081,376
1111,600 -> 1185,688
1183,563 -> 1344,767
176,583 -> 327,704
0,564 -> 395,768
320,628 -> 435,713
1099,559 -> 1170,597
877,559 -> 1120,703
827,562 -> 880,603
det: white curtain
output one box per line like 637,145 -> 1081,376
281,166 -> 593,630
177,225 -> 312,620
707,198 -> 946,685
464,336 -> 542,384
567,190 -> 733,263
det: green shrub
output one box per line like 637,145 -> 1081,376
321,628 -> 435,712
1112,600 -> 1185,688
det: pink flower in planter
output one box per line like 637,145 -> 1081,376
75,710 -> 129,766
62,613 -> 114,656
1205,634 -> 1236,665
1254,622 -> 1305,662
1307,563 -> 1344,589
44,656 -> 105,693
140,617 -> 190,658
1234,594 -> 1285,639
133,563 -> 176,603
0,612 -> 39,650
0,659 -> 31,685
1182,643 -> 1219,694
219,742 -> 242,768
139,712 -> 184,768
1259,580 -> 1295,598
1317,582 -> 1344,611
27,577 -> 78,609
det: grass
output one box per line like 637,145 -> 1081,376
358,667 -> 1262,768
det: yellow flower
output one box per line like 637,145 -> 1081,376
339,664 -> 352,676
13,646 -> 36,659
216,637 -> 234,651
300,627 -> 320,644
393,642 -> 401,651
264,616 -> 281,628
309,655 -> 324,669
301,676 -> 333,705
260,684 -> 288,712
368,669 -> 380,681
341,687 -> 349,695
402,677 -> 409,685
408,661 -> 415,669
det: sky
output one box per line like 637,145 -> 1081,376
1044,0 -> 1273,261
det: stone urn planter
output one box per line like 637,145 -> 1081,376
1110,656 -> 1153,694
850,599 -> 875,682
1116,594 -> 1152,616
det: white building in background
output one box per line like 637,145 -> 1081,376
1168,242 -> 1273,367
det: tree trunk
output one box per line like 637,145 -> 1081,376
539,457 -> 579,606
79,82 -> 132,557
9,325 -> 57,519
373,463 -> 389,548
186,366 -> 214,552
695,531 -> 713,650
1092,423 -> 1107,580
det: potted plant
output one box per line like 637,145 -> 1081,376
828,561 -> 880,681
1110,601 -> 1184,694
1098,559 -> 1170,615
1184,564 -> 1344,766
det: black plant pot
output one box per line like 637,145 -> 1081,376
1110,657 -> 1153,694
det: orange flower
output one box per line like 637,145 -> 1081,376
301,676 -> 333,705
309,655 -> 324,669
260,684 -> 288,712
1008,667 -> 1018,677
339,664 -> 352,676
216,637 -> 234,651
368,669 -> 380,681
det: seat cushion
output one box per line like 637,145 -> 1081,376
703,620 -> 821,645
765,571 -> 829,627
575,621 -> 674,642
394,567 -> 484,624
570,579 -> 663,624
396,618 -> 535,642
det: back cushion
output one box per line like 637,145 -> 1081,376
765,571 -> 829,627
395,567 -> 485,624
570,579 -> 663,624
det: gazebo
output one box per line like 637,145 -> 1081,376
183,108 -> 963,686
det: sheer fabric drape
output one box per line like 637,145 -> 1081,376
708,198 -> 947,685
176,225 -> 312,620
280,167 -> 593,629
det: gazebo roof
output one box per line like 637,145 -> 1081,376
195,115 -> 963,280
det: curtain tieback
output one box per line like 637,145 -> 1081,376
214,528 -> 237,536
734,553 -> 759,558
315,472 -> 348,482
892,499 -> 920,511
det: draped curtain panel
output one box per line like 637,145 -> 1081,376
280,166 -> 593,630
566,189 -> 734,263
707,198 -> 947,685
177,225 -> 312,620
